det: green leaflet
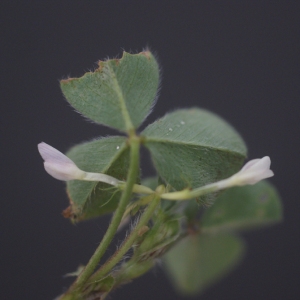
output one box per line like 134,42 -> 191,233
142,108 -> 247,194
60,51 -> 159,132
163,234 -> 244,295
64,136 -> 138,222
201,181 -> 283,232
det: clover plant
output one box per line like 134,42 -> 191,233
38,50 -> 282,300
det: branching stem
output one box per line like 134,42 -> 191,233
90,194 -> 161,282
61,135 -> 140,298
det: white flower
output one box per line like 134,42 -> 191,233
217,156 -> 274,189
160,156 -> 275,201
38,142 -> 86,181
37,142 -> 121,186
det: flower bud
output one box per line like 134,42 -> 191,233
38,142 -> 86,181
218,156 -> 274,188
38,142 -> 121,186
161,156 -> 274,201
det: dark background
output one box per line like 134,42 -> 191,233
1,1 -> 299,299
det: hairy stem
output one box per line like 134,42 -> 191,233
61,136 -> 140,298
90,194 -> 161,282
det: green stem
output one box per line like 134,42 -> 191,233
160,182 -> 220,200
90,194 -> 161,282
122,194 -> 154,221
63,136 -> 140,297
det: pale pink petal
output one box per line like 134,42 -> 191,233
261,169 -> 274,179
38,142 -> 85,181
38,142 -> 74,164
229,156 -> 274,186
246,156 -> 271,173
241,158 -> 261,171
44,162 -> 84,181
37,142 -> 120,184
